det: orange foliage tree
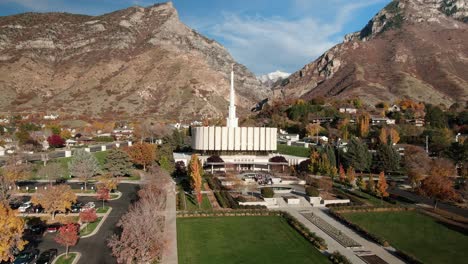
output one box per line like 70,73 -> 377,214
55,224 -> 79,257
357,113 -> 370,138
346,166 -> 356,186
376,171 -> 389,200
0,202 -> 27,262
31,185 -> 77,219
379,127 -> 400,144
125,143 -> 156,171
188,154 -> 203,205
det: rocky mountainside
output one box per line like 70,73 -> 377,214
0,2 -> 269,120
274,0 -> 468,106
258,70 -> 290,89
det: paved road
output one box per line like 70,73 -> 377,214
32,183 -> 139,264
389,187 -> 468,218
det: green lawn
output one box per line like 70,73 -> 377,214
80,217 -> 103,237
183,193 -> 212,211
96,206 -> 110,214
342,211 -> 468,264
277,144 -> 310,157
177,216 -> 329,264
55,253 -> 77,264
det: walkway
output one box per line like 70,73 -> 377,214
273,195 -> 405,264
161,178 -> 178,264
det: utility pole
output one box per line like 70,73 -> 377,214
425,135 -> 429,154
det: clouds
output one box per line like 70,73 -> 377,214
194,0 -> 388,75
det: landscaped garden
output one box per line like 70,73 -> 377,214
177,216 -> 329,264
277,144 -> 310,157
55,253 -> 78,264
341,210 -> 468,264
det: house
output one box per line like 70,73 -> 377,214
388,104 -> 401,112
310,117 -> 334,124
65,139 -> 77,147
278,133 -> 300,142
371,116 -> 396,125
339,107 -> 357,114
406,119 -> 425,127
44,114 -> 59,120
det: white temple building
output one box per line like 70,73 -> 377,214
174,65 -> 306,172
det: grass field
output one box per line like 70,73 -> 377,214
277,144 -> 310,157
80,217 -> 103,237
177,216 -> 328,264
183,193 -> 212,210
342,211 -> 468,264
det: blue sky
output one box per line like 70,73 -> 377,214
0,0 -> 391,75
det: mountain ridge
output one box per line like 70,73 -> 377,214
274,0 -> 468,106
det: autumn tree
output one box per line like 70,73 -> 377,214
108,166 -> 170,263
60,130 -> 72,140
79,208 -> 97,232
418,172 -> 458,209
339,164 -> 346,183
188,154 -> 203,205
3,154 -> 30,183
55,224 -> 79,257
125,143 -> 156,171
357,175 -> 366,190
47,134 -> 65,148
0,202 -> 27,262
376,172 -> 389,200
104,149 -> 133,177
37,162 -> 65,185
69,149 -> 100,190
31,184 -> 77,219
404,145 -> 431,187
98,173 -> 120,191
379,127 -> 400,145
346,166 -> 356,186
357,112 -> 370,138
96,186 -> 110,208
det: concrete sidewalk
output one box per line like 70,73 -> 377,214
161,182 -> 178,264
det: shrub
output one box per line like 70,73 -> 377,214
214,191 -> 228,208
269,156 -> 288,163
329,251 -> 352,264
305,186 -> 320,197
261,187 -> 275,198
206,155 -> 224,163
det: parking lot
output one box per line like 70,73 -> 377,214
8,183 -> 138,264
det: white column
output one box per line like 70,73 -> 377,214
101,145 -> 106,151
65,150 -> 72,157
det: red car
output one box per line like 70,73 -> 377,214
46,224 -> 61,233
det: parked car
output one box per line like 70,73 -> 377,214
30,224 -> 46,235
82,202 -> 95,210
26,205 -> 44,214
34,249 -> 57,264
13,249 -> 39,264
55,178 -> 67,184
46,224 -> 61,233
70,203 -> 83,213
18,201 -> 32,213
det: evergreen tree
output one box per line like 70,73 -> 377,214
324,145 -> 337,168
375,143 -> 401,173
104,149 -> 133,177
342,137 -> 372,173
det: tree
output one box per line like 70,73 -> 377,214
55,224 -> 79,257
3,154 -> 30,183
98,173 -> 120,191
37,162 -> 65,185
69,149 -> 100,191
346,166 -> 356,186
357,113 -> 370,138
339,164 -> 346,183
367,174 -> 375,193
404,145 -> 431,187
47,134 -> 65,148
418,172 -> 458,209
445,141 -> 468,169
156,143 -> 175,173
342,137 -> 372,173
375,143 -> 401,173
60,130 -> 72,140
31,184 -> 77,220
125,143 -> 156,171
357,175 -> 366,190
0,202 -> 27,262
108,166 -> 170,263
425,104 -> 447,128
376,172 -> 389,200
188,154 -> 203,205
96,187 -> 110,208
379,127 -> 400,144
104,149 -> 133,177
79,208 -> 97,232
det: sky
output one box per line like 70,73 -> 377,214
0,0 -> 391,75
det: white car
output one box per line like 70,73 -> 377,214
81,202 -> 95,211
18,201 -> 32,213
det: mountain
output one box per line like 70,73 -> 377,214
274,0 -> 468,106
0,2 -> 269,120
258,70 -> 290,88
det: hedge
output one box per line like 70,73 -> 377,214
280,211 -> 328,250
261,187 -> 275,198
305,186 -> 319,197
329,251 -> 352,264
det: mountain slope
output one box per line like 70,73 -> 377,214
258,70 -> 290,88
274,0 -> 468,106
0,2 -> 269,120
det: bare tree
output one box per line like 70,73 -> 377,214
37,162 -> 66,185
108,166 -> 170,263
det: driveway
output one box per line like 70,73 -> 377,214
33,183 -> 139,264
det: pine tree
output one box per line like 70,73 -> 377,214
342,137 -> 372,173
375,143 -> 401,173
104,149 -> 133,177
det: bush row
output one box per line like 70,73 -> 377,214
331,206 -> 412,214
214,191 -> 239,209
177,209 -> 276,218
280,211 -> 328,250
206,176 -> 222,191
329,251 -> 352,264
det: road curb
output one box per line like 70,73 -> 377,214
109,191 -> 122,200
52,252 -> 81,264
81,207 -> 113,238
